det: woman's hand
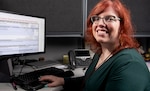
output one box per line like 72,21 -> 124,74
39,75 -> 64,87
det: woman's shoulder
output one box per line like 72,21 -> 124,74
115,48 -> 142,59
93,48 -> 142,61
112,48 -> 145,66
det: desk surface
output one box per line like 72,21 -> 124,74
1,62 -> 149,91
0,83 -> 63,91
0,67 -> 85,91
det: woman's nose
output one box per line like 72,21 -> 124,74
97,19 -> 106,27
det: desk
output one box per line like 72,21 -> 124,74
0,67 -> 85,91
0,83 -> 63,91
1,62 -> 150,91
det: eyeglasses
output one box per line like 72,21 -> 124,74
90,15 -> 121,24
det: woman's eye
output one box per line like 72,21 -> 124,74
95,17 -> 100,21
105,16 -> 115,21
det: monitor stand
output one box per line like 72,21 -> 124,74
0,58 -> 13,82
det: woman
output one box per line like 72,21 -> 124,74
39,0 -> 150,91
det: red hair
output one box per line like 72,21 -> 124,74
85,0 -> 139,54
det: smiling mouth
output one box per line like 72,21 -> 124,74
96,29 -> 109,34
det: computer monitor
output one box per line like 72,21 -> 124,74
0,10 -> 45,57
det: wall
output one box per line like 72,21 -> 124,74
0,0 -> 86,37
137,37 -> 150,53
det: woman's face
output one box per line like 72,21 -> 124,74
92,6 -> 121,46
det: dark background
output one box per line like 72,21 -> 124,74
87,0 -> 150,36
0,0 -> 84,37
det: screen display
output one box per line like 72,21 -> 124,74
0,11 -> 45,56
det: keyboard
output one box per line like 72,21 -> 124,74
13,67 -> 74,91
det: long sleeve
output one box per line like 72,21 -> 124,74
62,76 -> 85,91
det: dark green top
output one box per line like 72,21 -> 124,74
63,48 -> 150,91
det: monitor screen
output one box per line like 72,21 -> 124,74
0,10 -> 45,56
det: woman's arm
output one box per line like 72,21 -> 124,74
62,76 -> 85,91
